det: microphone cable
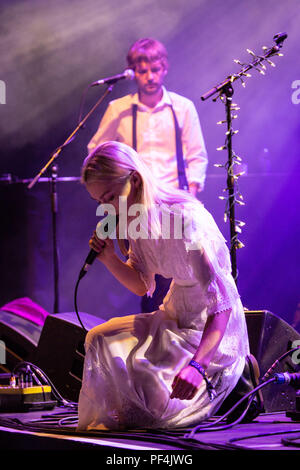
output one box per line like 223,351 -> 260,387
74,275 -> 88,334
74,215 -> 119,334
185,345 -> 300,439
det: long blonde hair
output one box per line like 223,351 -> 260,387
81,141 -> 198,241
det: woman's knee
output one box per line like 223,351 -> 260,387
86,318 -> 117,344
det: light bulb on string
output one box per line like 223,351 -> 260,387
236,199 -> 245,206
236,240 -> 245,249
246,48 -> 256,57
266,59 -> 276,67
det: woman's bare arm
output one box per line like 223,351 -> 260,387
89,232 -> 147,296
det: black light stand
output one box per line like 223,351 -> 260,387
201,32 -> 287,283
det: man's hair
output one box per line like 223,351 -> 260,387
127,38 -> 169,71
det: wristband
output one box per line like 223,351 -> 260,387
189,360 -> 207,377
189,360 -> 216,401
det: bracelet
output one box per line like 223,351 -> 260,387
189,360 -> 216,402
189,360 -> 207,378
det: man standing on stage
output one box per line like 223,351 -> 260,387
87,38 -> 208,310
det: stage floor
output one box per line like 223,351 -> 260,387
0,407 -> 300,453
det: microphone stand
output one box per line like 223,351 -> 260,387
201,32 -> 287,283
28,84 -> 114,313
223,83 -> 238,281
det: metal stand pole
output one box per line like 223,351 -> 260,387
223,85 -> 238,281
27,84 -> 114,312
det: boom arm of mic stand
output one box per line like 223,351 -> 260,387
201,78 -> 234,102
27,84 -> 114,189
201,32 -> 287,102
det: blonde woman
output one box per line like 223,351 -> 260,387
77,141 -> 250,431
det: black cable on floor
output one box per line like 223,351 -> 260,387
228,428 -> 300,450
281,434 -> 300,448
185,378 -> 275,439
0,415 -> 234,451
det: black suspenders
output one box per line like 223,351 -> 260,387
132,102 -> 189,191
132,103 -> 138,154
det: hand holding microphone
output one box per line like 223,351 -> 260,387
78,214 -> 119,280
89,230 -> 115,263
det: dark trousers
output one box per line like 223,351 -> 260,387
141,274 -> 172,313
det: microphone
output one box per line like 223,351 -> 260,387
91,69 -> 134,87
273,32 -> 288,46
78,214 -> 119,280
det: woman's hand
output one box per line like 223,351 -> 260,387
170,365 -> 203,400
89,231 -> 115,264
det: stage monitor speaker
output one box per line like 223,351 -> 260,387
35,312 -> 104,402
0,309 -> 42,373
34,310 -> 300,411
245,310 -> 300,412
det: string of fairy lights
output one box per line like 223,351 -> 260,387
215,96 -> 245,250
209,35 -> 286,280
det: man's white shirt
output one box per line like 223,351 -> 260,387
88,87 -> 208,190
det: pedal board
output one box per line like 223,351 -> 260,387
0,385 -> 57,412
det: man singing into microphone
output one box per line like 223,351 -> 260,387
87,38 -> 208,312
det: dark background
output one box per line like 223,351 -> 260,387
0,0 -> 299,326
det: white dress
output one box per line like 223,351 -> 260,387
77,202 -> 250,430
